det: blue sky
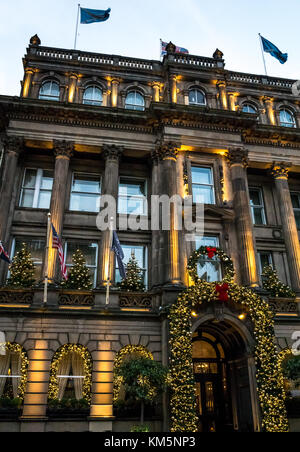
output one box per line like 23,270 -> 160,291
0,0 -> 299,96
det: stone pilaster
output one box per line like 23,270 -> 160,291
169,75 -> 177,104
47,140 -> 74,281
217,81 -> 228,110
99,145 -> 123,286
270,162 -> 300,293
226,148 -> 259,287
22,69 -> 34,98
90,344 -> 114,421
111,79 -> 119,107
150,149 -> 160,288
0,136 -> 23,240
157,142 -> 181,285
263,96 -> 276,125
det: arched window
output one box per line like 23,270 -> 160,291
0,343 -> 28,401
279,109 -> 296,128
39,81 -> 60,101
48,345 -> 92,402
242,103 -> 257,114
83,85 -> 103,106
189,89 -> 206,106
125,91 -> 145,111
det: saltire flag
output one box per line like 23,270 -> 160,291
0,241 -> 10,264
260,35 -> 288,64
51,224 -> 68,280
111,231 -> 126,279
80,7 -> 111,24
161,40 -> 189,57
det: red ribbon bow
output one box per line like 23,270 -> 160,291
215,283 -> 229,302
206,247 -> 217,259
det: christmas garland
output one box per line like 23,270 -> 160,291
48,344 -> 92,402
168,247 -> 289,432
113,345 -> 153,403
5,343 -> 29,400
187,246 -> 235,284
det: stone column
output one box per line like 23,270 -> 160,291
158,142 -> 181,285
22,69 -> 34,98
0,136 -> 23,241
271,162 -> 300,293
226,148 -> 259,287
151,149 -> 160,288
21,340 -> 51,423
228,93 -> 236,111
152,83 -> 160,102
99,145 -> 123,286
47,141 -> 74,281
111,79 -> 119,107
169,75 -> 177,104
68,73 -> 78,103
263,96 -> 276,125
217,81 -> 228,110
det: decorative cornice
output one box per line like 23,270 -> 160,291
226,147 -> 249,168
270,162 -> 290,180
53,140 -> 74,159
2,135 -> 24,154
102,144 -> 124,161
156,141 -> 179,161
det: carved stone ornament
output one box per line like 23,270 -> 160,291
157,141 -> 179,161
270,162 -> 290,179
30,34 -> 41,46
53,140 -> 74,159
213,48 -> 224,60
59,291 -> 95,306
268,298 -> 298,314
0,289 -> 33,305
102,144 -> 124,162
226,147 -> 249,168
166,42 -> 176,54
2,135 -> 24,154
119,292 -> 152,309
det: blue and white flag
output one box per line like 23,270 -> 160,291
260,35 -> 288,64
80,7 -> 111,24
111,231 -> 126,279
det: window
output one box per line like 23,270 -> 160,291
242,103 -> 257,114
55,350 -> 88,401
125,91 -> 145,111
192,167 -> 215,204
279,109 -> 296,128
65,241 -> 98,287
118,178 -> 147,215
19,168 -> 53,209
83,86 -> 103,106
70,173 -> 101,213
39,81 -> 60,101
11,237 -> 45,281
189,89 -> 206,106
258,252 -> 273,283
115,244 -> 147,287
291,193 -> 300,229
0,346 -> 26,399
194,236 -> 221,282
249,188 -> 266,225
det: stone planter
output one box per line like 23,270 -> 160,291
268,297 -> 298,315
0,288 -> 34,306
47,407 -> 90,419
118,292 -> 152,309
58,290 -> 95,307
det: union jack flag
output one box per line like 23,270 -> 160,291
161,40 -> 189,57
0,241 -> 10,264
51,224 -> 68,280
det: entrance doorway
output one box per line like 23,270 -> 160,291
193,319 -> 255,432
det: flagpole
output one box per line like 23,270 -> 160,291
105,217 -> 114,306
43,213 -> 51,305
258,33 -> 268,76
74,3 -> 80,50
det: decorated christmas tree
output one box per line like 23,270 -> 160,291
6,243 -> 35,288
119,253 -> 145,292
61,249 -> 92,290
262,265 -> 295,298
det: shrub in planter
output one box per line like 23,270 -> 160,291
0,397 -> 22,409
282,355 -> 300,386
130,424 -> 150,432
48,398 -> 90,412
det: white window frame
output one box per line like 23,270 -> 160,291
291,192 -> 300,229
191,166 -> 215,205
83,85 -> 103,106
125,91 -> 145,111
242,103 -> 257,114
19,168 -> 53,209
258,251 -> 273,279
69,172 -> 102,213
64,241 -> 98,288
118,176 -> 147,215
279,109 -> 296,128
115,244 -> 148,288
194,236 -> 222,282
39,80 -> 60,101
249,187 -> 266,225
9,237 -> 45,279
189,88 -> 206,106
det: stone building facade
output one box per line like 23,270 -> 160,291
0,36 -> 299,432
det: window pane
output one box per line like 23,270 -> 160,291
253,207 -> 264,225
192,167 -> 212,185
259,253 -> 271,271
70,193 -> 100,212
125,91 -> 145,111
242,104 -> 256,114
193,185 -> 213,204
189,89 -> 205,105
197,258 -> 221,282
118,180 -> 146,214
38,191 -> 51,209
195,236 -> 219,249
291,194 -> 300,209
249,190 -> 261,206
14,238 -> 45,281
66,242 -> 97,266
23,169 -> 36,188
72,174 -> 101,194
83,86 -> 103,106
295,211 -> 300,229
115,244 -> 147,285
40,171 -> 53,190
20,189 -> 34,208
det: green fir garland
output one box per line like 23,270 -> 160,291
262,265 -> 295,298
